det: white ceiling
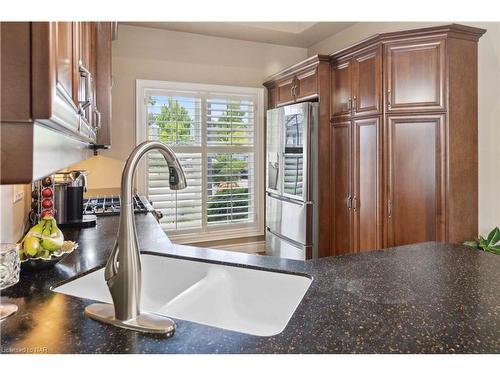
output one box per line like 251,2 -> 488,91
120,22 -> 356,48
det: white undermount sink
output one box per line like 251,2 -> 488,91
53,254 -> 312,336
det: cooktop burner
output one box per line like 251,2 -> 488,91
83,195 -> 152,216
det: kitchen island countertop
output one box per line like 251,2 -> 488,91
1,213 -> 499,354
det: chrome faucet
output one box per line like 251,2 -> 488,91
85,141 -> 187,335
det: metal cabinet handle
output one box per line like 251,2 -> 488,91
347,98 -> 352,111
353,96 -> 357,113
387,89 -> 392,109
346,195 -> 352,210
93,108 -> 102,131
352,196 -> 357,211
79,61 -> 92,113
388,200 -> 392,218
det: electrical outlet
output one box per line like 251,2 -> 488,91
13,185 -> 24,204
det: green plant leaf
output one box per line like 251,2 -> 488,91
479,237 -> 488,249
484,247 -> 500,255
487,245 -> 500,254
463,240 -> 479,248
487,227 -> 500,246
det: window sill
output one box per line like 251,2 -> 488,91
166,227 -> 265,245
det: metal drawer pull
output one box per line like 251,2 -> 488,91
79,61 -> 92,113
346,195 -> 352,209
353,96 -> 357,112
347,98 -> 352,111
387,89 -> 392,109
352,196 -> 357,211
94,108 -> 102,131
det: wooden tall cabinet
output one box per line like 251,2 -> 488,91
331,45 -> 383,254
329,24 -> 485,256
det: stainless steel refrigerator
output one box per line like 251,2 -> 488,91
265,102 -> 318,260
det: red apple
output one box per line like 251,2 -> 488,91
41,198 -> 53,209
41,187 -> 53,198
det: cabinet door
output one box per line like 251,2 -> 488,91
331,59 -> 352,118
353,47 -> 381,117
353,117 -> 381,252
76,22 -> 95,129
331,121 -> 352,255
385,38 -> 445,113
277,76 -> 295,105
295,68 -> 317,100
54,22 -> 77,110
385,114 -> 445,247
95,22 -> 113,145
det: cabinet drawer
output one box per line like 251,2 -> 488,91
384,38 -> 446,113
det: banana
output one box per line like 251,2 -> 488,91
42,219 -> 52,237
50,218 -> 59,236
41,228 -> 64,251
20,217 -> 65,257
24,235 -> 41,257
28,221 -> 44,236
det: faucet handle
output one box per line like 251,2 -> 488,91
104,242 -> 119,283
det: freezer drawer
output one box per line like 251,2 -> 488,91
265,193 -> 311,246
265,230 -> 311,261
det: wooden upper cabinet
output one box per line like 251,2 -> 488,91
384,38 -> 446,113
331,59 -> 352,118
385,114 -> 446,247
1,21 -> 113,183
55,22 -> 76,108
276,76 -> 295,105
76,22 -> 95,130
295,68 -> 317,100
352,46 -> 382,117
94,22 -> 113,145
352,117 -> 381,252
275,67 -> 319,106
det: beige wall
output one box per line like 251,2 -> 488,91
0,185 -> 30,243
308,22 -> 500,235
71,24 -> 307,189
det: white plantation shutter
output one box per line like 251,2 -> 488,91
140,81 -> 263,243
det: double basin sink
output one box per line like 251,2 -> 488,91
54,254 -> 312,337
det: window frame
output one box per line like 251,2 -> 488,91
136,79 -> 265,244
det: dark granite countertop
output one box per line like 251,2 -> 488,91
1,213 -> 500,354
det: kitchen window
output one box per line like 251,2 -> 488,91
136,80 -> 264,244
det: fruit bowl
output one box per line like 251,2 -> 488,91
20,241 -> 78,272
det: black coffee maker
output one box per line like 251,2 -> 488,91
54,170 -> 96,227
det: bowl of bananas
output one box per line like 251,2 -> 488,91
18,216 -> 78,271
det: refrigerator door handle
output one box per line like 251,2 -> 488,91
266,191 -> 307,206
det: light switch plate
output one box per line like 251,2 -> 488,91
13,185 -> 24,204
